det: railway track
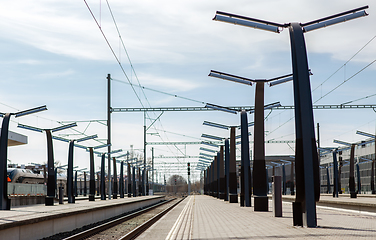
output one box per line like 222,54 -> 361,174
60,197 -> 184,240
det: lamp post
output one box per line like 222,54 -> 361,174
0,105 -> 47,210
87,144 -> 110,201
209,70 -> 289,211
212,6 -> 368,227
17,122 -> 77,206
53,134 -> 98,203
334,139 -> 357,198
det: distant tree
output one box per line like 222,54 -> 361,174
166,175 -> 187,193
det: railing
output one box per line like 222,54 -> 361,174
7,183 -> 46,196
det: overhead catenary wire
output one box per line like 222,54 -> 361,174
312,34 -> 376,93
314,59 -> 376,103
85,0 -> 189,161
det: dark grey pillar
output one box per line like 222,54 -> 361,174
215,156 -> 219,198
252,83 -> 267,211
120,161 -> 124,198
332,150 -> 338,198
290,161 -> 295,195
289,23 -> 320,227
356,164 -> 361,194
282,164 -> 286,195
372,155 -> 375,194
339,154 -> 343,194
146,170 -> 149,195
75,171 -> 78,197
132,167 -> 136,197
89,148 -> 95,201
0,113 -> 11,210
83,172 -> 87,196
349,144 -> 357,198
45,130 -> 55,206
67,140 -> 75,203
241,111 -> 251,207
138,168 -> 142,196
229,127 -> 238,203
219,146 -> 225,199
97,172 -> 100,196
113,157 -> 118,199
128,163 -> 132,197
225,139 -> 230,201
101,153 -> 106,200
326,167 -> 330,194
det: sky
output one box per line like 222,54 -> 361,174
1,0 -> 376,182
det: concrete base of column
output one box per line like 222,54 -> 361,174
45,196 -> 54,206
229,194 -> 238,203
219,193 -> 225,200
254,196 -> 268,211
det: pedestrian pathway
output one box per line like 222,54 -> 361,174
138,195 -> 376,239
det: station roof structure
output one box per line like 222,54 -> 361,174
0,129 -> 28,146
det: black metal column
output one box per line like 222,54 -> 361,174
372,156 -> 375,194
229,127 -> 238,203
282,164 -> 286,195
45,130 -> 55,206
0,113 -> 11,210
326,167 -> 330,194
290,161 -> 295,195
120,161 -> 124,198
289,23 -> 319,227
138,168 -> 142,196
333,150 -> 338,198
225,139 -> 230,201
252,83 -> 267,210
132,167 -> 136,197
349,144 -> 357,198
128,163 -> 132,197
89,148 -> 95,201
219,146 -> 225,199
67,140 -> 75,203
100,154 -> 106,200
74,171 -> 78,197
356,163 -> 361,194
241,111 -> 251,207
146,170 -> 149,195
84,172 -> 87,196
113,157 -> 118,199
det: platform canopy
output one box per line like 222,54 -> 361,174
0,129 -> 28,146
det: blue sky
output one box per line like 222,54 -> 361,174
1,0 -> 376,182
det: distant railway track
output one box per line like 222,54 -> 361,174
60,197 -> 184,240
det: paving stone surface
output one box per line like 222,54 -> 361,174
138,195 -> 376,239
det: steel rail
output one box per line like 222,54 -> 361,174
119,197 -> 186,240
62,198 -> 182,240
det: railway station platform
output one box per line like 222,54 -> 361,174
138,195 -> 376,239
0,195 -> 164,240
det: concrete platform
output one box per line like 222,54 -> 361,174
0,195 -> 164,240
138,195 -> 376,239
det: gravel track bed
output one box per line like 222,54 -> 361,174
85,197 -> 181,240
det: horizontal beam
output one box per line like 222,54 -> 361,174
148,140 -> 294,145
147,141 -> 222,145
112,105 -> 376,112
154,156 -> 200,159
154,162 -> 199,164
